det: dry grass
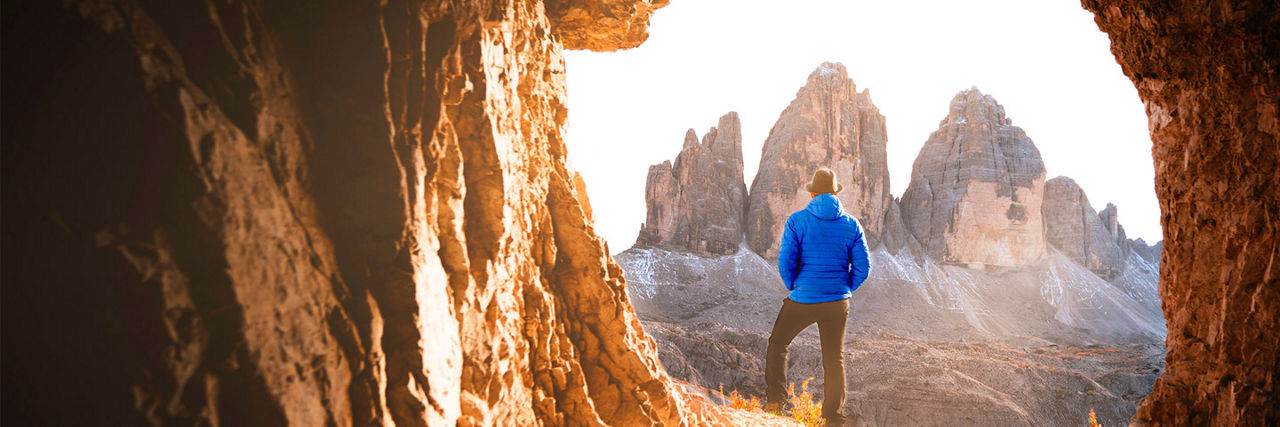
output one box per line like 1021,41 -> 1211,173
720,378 -> 824,427
720,383 -> 764,411
786,378 -> 824,427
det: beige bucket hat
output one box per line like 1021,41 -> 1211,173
805,167 -> 843,194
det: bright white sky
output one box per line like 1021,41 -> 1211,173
562,0 -> 1160,255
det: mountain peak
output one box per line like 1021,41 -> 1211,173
943,87 -> 1011,127
801,61 -> 859,93
637,112 -> 747,255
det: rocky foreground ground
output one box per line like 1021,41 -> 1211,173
647,322 -> 1163,426
619,246 -> 1165,426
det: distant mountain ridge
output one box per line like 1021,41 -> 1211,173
621,62 -> 1165,426
633,63 -> 1160,281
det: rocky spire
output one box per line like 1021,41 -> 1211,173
636,112 -> 747,255
1042,176 -> 1130,280
899,88 -> 1048,268
744,62 -> 892,259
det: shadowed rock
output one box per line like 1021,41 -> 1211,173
0,1 -> 780,425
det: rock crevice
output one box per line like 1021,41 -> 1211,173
1,0 -> 778,425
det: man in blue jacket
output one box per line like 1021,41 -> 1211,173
763,168 -> 870,426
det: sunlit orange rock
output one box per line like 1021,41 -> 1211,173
0,1 -> 785,425
1083,0 -> 1280,424
546,0 -> 670,52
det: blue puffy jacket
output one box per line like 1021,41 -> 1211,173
778,193 -> 871,303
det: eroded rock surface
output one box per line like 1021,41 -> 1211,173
637,112 -> 748,256
879,198 -> 923,256
1083,0 -> 1279,424
745,62 -> 892,259
545,0 -> 669,51
0,1 -> 775,425
1042,176 -> 1130,280
899,88 -> 1048,268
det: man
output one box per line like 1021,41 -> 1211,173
763,167 -> 870,426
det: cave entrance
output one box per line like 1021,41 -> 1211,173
561,1 -> 1171,425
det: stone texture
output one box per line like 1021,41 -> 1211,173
1130,238 -> 1162,266
899,88 -> 1048,268
0,1 -> 774,425
637,112 -> 748,256
1082,0 -> 1279,424
1042,176 -> 1130,280
879,198 -> 923,256
745,62 -> 892,259
545,0 -> 669,52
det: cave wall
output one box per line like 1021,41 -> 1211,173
1082,1 -> 1279,424
0,0 -> 753,425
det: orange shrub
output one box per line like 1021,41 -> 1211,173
786,378 -> 824,427
718,378 -> 828,426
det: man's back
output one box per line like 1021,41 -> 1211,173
777,193 -> 870,303
765,168 -> 871,426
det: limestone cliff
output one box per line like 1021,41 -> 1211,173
880,198 -> 923,256
745,62 -> 892,259
1042,176 -> 1130,280
0,1 -> 783,425
636,112 -> 748,256
1083,0 -> 1279,424
899,88 -> 1048,268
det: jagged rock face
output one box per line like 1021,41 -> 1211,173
879,198 -> 923,256
899,88 -> 1048,268
1042,176 -> 1130,280
637,112 -> 747,256
0,1 -> 771,425
545,0 -> 669,51
1083,0 -> 1279,424
1130,238 -> 1162,266
745,62 -> 892,259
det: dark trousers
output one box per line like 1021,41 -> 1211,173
765,297 -> 848,422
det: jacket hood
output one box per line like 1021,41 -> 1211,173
805,193 -> 845,220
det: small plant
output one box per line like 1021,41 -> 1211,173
786,377 -> 824,427
719,383 -> 763,411
717,379 -> 826,426
1089,408 -> 1102,427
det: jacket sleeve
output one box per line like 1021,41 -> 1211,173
778,216 -> 801,291
848,221 -> 870,292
